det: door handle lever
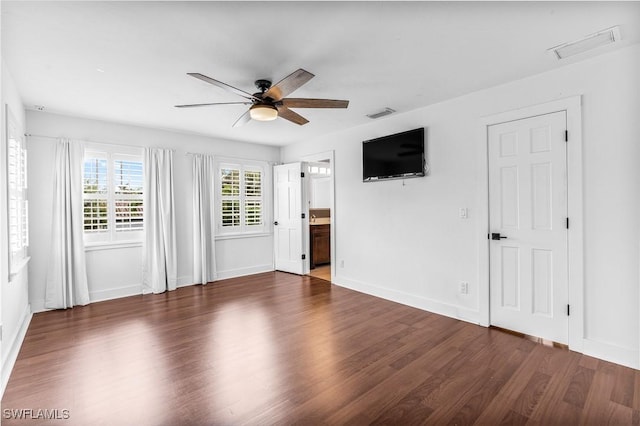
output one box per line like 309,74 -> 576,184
491,233 -> 507,240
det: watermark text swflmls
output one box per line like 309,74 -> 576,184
3,408 -> 70,420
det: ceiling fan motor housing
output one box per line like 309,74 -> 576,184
255,79 -> 272,93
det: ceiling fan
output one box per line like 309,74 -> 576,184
175,68 -> 349,127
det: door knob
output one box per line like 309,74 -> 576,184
274,221 -> 279,226
491,232 -> 507,240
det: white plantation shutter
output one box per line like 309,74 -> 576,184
83,154 -> 109,237
244,169 -> 262,226
113,157 -> 144,232
218,162 -> 266,235
7,116 -> 29,274
220,167 -> 240,228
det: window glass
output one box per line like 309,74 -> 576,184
83,150 -> 143,243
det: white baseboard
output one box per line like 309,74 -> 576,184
177,275 -> 194,287
30,299 -> 47,314
334,275 -> 481,326
31,284 -> 144,313
171,266 -> 276,290
1,304 -> 32,398
582,338 -> 639,369
90,284 -> 142,303
215,264 -> 274,281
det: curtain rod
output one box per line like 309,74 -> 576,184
25,134 -> 274,163
185,151 -> 279,165
24,133 -> 173,151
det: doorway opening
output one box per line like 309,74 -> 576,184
303,152 -> 334,283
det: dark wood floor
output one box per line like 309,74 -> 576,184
2,272 -> 639,425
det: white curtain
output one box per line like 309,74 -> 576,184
45,139 -> 90,309
192,154 -> 216,284
143,148 -> 177,294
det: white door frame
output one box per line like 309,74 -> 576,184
300,150 -> 336,281
477,96 -> 584,352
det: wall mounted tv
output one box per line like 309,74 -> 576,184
362,127 -> 425,181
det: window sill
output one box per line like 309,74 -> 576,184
9,256 -> 31,281
215,232 -> 272,241
85,241 -> 143,252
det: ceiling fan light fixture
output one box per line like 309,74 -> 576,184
249,104 -> 278,121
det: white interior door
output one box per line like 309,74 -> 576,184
488,111 -> 568,344
273,163 -> 305,274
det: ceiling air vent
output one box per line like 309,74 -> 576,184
366,107 -> 396,119
548,26 -> 621,60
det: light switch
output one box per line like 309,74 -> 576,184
459,208 -> 468,219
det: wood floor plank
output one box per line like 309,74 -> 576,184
611,365 -> 636,408
2,271 -> 639,425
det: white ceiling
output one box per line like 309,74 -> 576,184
3,1 -> 640,146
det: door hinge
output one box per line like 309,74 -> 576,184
301,213 -> 306,219
565,130 -> 568,142
567,304 -> 570,316
566,217 -> 569,229
301,172 -> 305,178
302,254 -> 306,260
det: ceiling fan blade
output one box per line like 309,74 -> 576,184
187,73 -> 260,101
232,110 -> 252,128
282,98 -> 349,109
276,105 -> 309,126
263,69 -> 314,101
175,102 -> 252,108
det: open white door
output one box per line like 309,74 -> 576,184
273,162 -> 306,274
488,111 -> 568,344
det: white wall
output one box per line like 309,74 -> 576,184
27,111 -> 280,312
0,60 -> 31,395
282,45 -> 640,368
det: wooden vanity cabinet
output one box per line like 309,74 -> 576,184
310,224 -> 330,268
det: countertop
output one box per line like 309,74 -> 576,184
310,218 -> 331,226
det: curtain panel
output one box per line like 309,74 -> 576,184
45,139 -> 90,309
192,154 -> 216,285
143,148 -> 177,294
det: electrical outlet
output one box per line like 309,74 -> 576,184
460,281 -> 469,295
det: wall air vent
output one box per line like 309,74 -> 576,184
548,26 -> 621,60
366,107 -> 396,119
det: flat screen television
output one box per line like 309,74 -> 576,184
362,127 -> 425,181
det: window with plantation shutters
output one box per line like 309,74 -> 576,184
83,147 -> 143,244
218,161 -> 267,235
7,112 -> 29,275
